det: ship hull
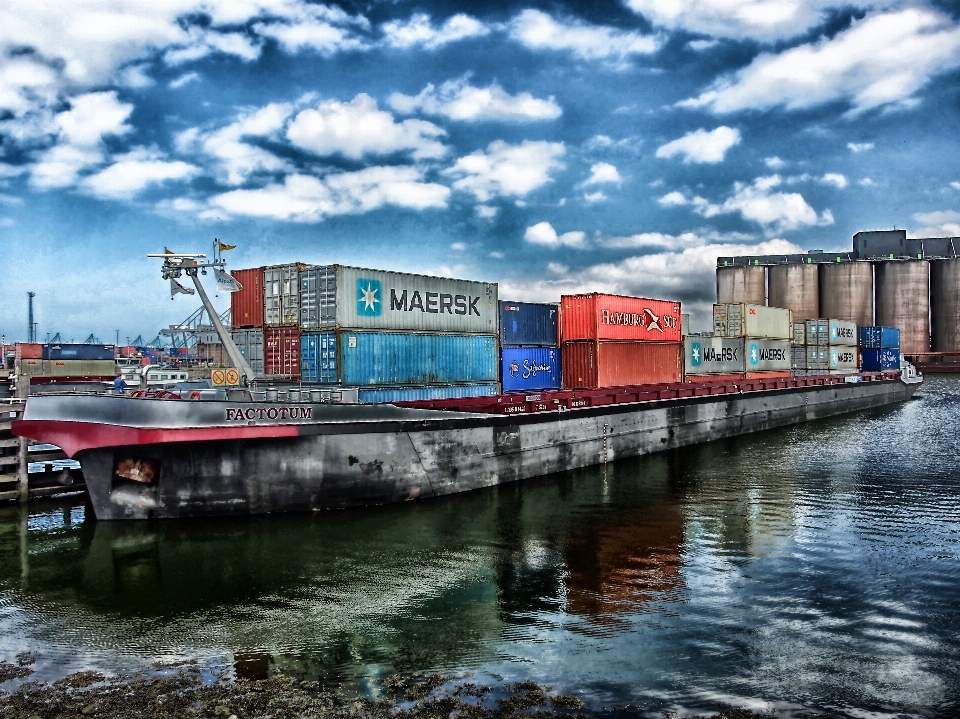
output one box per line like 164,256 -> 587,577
35,378 -> 917,520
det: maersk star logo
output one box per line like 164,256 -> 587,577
356,278 -> 382,316
749,344 -> 759,365
691,342 -> 702,366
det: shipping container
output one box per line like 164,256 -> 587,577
300,331 -> 338,383
42,359 -> 116,377
15,343 -> 42,361
561,341 -> 682,389
298,265 -> 498,334
861,348 -> 900,371
264,264 -> 304,327
790,346 -> 806,370
358,384 -> 499,404
301,331 -> 498,385
859,326 -> 901,349
744,371 -> 792,380
806,346 -> 828,370
681,313 -> 690,336
685,337 -> 790,374
561,294 -> 682,342
231,268 -> 265,328
18,358 -> 42,376
828,319 -> 858,346
792,322 -> 806,346
805,318 -> 828,346
685,373 -> 744,383
713,303 -> 792,340
501,346 -> 561,392
499,301 -> 559,346
231,328 -> 264,377
828,346 -> 858,371
265,327 -> 300,377
42,344 -> 115,361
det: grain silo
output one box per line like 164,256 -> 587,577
930,259 -> 960,351
819,262 -> 874,326
875,260 -> 930,354
716,266 -> 765,305
768,264 -> 818,321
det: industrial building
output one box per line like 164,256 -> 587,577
716,230 -> 960,356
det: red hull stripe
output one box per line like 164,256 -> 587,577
12,420 -> 300,458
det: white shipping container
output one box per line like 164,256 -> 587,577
684,336 -> 744,375
829,346 -> 858,370
792,322 -> 806,346
264,264 -> 303,327
744,339 -> 791,372
828,319 -> 858,346
299,265 -> 498,334
713,303 -> 792,340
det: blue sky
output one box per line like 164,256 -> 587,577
1,0 -> 959,340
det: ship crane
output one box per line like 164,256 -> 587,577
147,251 -> 255,386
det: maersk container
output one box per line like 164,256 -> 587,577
501,346 -> 561,392
805,318 -> 828,346
299,265 -> 498,334
684,336 -> 744,375
264,263 -> 304,327
829,346 -> 858,371
231,268 -> 265,329
358,383 -> 499,404
42,344 -> 115,361
828,319 -> 858,346
499,301 -> 559,346
860,326 -> 900,349
562,341 -> 682,389
561,293 -> 682,342
231,328 -> 264,377
861,348 -> 900,371
713,303 -> 792,340
744,339 -> 791,372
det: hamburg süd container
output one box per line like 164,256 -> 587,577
861,348 -> 900,371
501,346 -> 560,392
231,268 -> 265,329
299,265 -> 498,334
358,383 -> 499,404
828,346 -> 858,371
561,294 -> 682,342
792,322 -> 806,346
264,263 -> 304,327
42,344 -> 115,361
265,327 -> 300,378
806,346 -> 828,370
231,329 -> 264,377
713,303 -> 792,340
828,319 -> 858,346
805,318 -> 828,346
561,341 -> 682,389
301,331 -> 498,385
499,301 -> 559,346
859,326 -> 900,349
42,359 -> 116,377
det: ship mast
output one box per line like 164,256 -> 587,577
147,251 -> 256,386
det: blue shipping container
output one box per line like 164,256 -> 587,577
301,331 -> 498,385
358,383 -> 499,403
859,326 -> 900,349
499,301 -> 559,346
861,348 -> 900,370
42,344 -> 115,361
500,346 -> 561,392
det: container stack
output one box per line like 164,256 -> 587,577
15,342 -> 43,376
499,301 -> 560,393
40,344 -> 116,378
561,293 -> 683,388
684,303 -> 792,381
795,318 -> 859,375
860,326 -> 901,371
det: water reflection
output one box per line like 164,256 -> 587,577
1,378 -> 959,717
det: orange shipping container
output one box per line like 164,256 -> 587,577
265,326 -> 300,378
231,268 -> 265,329
560,293 -> 682,342
15,343 -> 43,361
561,341 -> 682,389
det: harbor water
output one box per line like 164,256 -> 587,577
1,377 -> 959,717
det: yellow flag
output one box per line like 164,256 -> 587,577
218,240 -> 236,251
164,247 -> 175,254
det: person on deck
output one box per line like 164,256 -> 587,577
113,372 -> 128,395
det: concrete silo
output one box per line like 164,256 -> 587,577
819,261 -> 874,326
716,266 -> 765,305
768,264 -> 819,321
931,259 -> 960,351
875,260 -> 930,354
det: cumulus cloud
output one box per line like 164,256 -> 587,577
659,175 -> 833,233
655,126 -> 741,164
599,229 -> 752,250
765,156 -> 786,169
253,4 -> 369,55
582,162 -> 621,185
208,166 -> 449,222
848,142 -> 875,152
382,13 -> 489,50
287,94 -> 446,160
681,8 -> 960,116
509,9 -> 660,61
821,173 -> 847,188
81,147 -> 198,199
389,78 -> 561,122
951,181 -> 960,190
445,140 -> 565,201
912,210 -> 960,238
524,221 -> 586,248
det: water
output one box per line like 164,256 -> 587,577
1,377 -> 959,717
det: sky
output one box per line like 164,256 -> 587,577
1,0 -> 959,341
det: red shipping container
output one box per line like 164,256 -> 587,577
560,293 -> 682,342
685,373 -> 744,383
15,343 -> 42,361
231,268 -> 265,329
265,327 -> 300,378
561,341 -> 682,389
